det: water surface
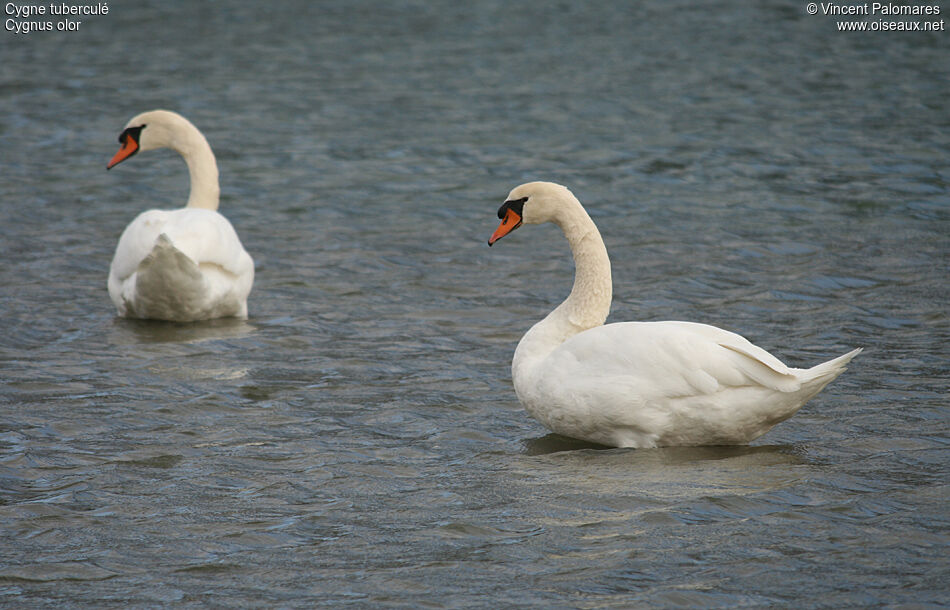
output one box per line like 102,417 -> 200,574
1,1 -> 948,607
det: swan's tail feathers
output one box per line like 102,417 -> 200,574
138,234 -> 203,285
128,234 -> 207,320
809,347 -> 862,378
801,347 -> 863,393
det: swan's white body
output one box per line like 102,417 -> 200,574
489,182 -> 861,448
107,110 -> 253,322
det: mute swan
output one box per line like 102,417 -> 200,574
106,110 -> 254,322
488,181 -> 861,448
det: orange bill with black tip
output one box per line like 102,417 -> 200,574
107,125 -> 144,170
488,207 -> 523,246
488,196 -> 528,246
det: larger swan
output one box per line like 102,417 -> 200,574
488,182 -> 861,448
106,110 -> 254,322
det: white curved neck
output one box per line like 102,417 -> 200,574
176,128 -> 220,210
513,197 -> 613,376
555,204 -> 612,330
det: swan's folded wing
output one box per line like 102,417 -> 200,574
110,209 -> 172,282
548,321 -> 801,401
716,342 -> 801,392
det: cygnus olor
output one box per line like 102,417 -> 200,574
488,181 -> 861,448
106,110 -> 254,322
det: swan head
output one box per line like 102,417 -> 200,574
488,182 -> 577,246
106,110 -> 194,170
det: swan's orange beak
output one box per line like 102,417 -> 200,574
107,132 -> 140,170
488,208 -> 522,246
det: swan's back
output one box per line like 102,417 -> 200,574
108,208 -> 253,321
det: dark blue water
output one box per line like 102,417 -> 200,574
1,1 -> 948,607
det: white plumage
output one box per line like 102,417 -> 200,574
106,110 -> 254,322
488,181 -> 860,448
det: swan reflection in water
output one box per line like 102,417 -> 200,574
524,433 -> 805,462
520,433 -> 810,500
110,316 -> 256,345
107,317 -> 255,382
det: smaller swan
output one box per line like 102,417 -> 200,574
488,182 -> 861,448
106,110 -> 254,322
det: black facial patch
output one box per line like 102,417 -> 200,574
497,196 -> 527,219
118,124 -> 145,146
